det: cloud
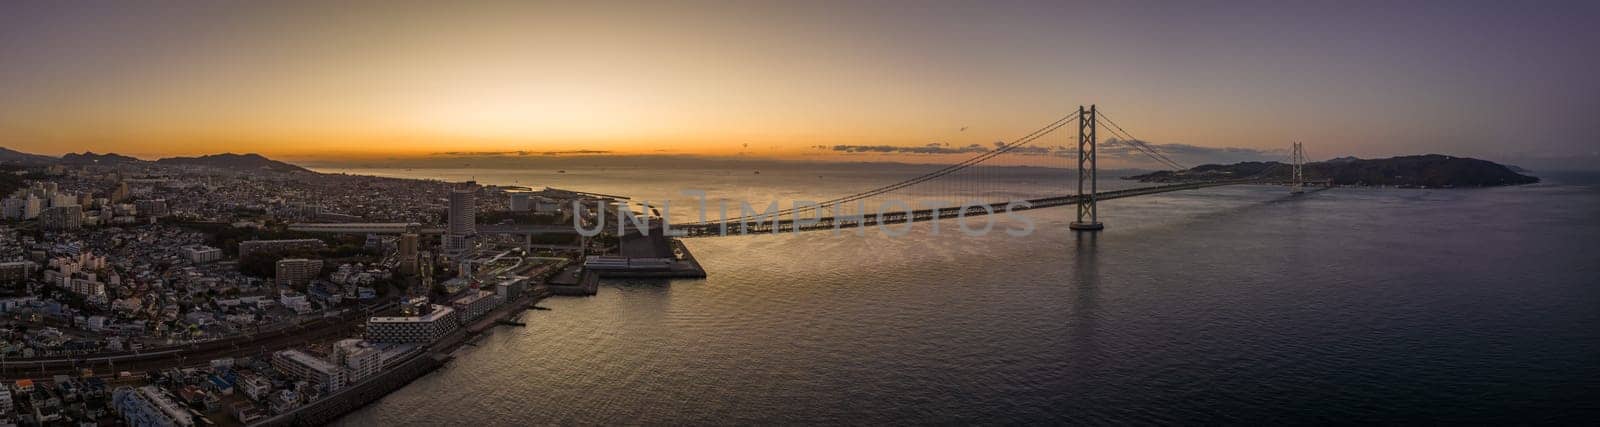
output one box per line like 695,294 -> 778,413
432,149 -> 614,157
829,143 -> 992,154
540,150 -> 612,156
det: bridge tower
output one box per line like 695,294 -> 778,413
1070,105 -> 1104,231
1290,142 -> 1305,194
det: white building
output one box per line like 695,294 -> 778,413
495,276 -> 528,300
333,339 -> 384,383
533,196 -> 561,213
86,315 -> 110,331
278,292 -> 312,314
508,192 -> 532,211
68,277 -> 106,298
23,195 -> 42,219
451,290 -> 498,323
181,245 -> 223,264
49,192 -> 76,208
238,375 -> 273,402
271,350 -> 346,391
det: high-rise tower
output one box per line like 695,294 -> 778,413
398,233 -> 419,276
445,184 -> 477,254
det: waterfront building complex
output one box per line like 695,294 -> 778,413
496,276 -> 528,300
366,304 -> 460,343
451,290 -> 498,323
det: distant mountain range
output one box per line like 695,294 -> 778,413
0,147 -> 311,173
155,153 -> 311,173
1127,154 -> 1540,187
59,151 -> 144,165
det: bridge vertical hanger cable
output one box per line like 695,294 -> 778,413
1095,111 -> 1188,171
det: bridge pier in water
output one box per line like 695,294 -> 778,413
1070,105 -> 1105,231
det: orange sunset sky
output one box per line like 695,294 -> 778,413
1,1 -> 1596,169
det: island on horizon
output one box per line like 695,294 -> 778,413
1125,154 -> 1539,188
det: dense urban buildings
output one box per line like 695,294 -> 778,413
239,239 -> 326,259
0,261 -> 35,284
37,205 -> 82,230
0,153 -> 619,425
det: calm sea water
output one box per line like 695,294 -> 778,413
327,164 -> 1600,425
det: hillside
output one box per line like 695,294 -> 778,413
60,151 -> 145,165
0,165 -> 24,197
0,147 -> 55,165
1127,154 -> 1539,188
155,153 -> 311,173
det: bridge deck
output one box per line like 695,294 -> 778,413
669,178 -> 1274,237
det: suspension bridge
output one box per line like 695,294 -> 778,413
669,105 -> 1324,237
289,105 -> 1326,241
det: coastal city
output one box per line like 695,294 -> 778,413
0,154 -> 702,426
3,1 -> 1598,425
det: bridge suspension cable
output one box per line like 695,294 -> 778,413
689,112 -> 1080,225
